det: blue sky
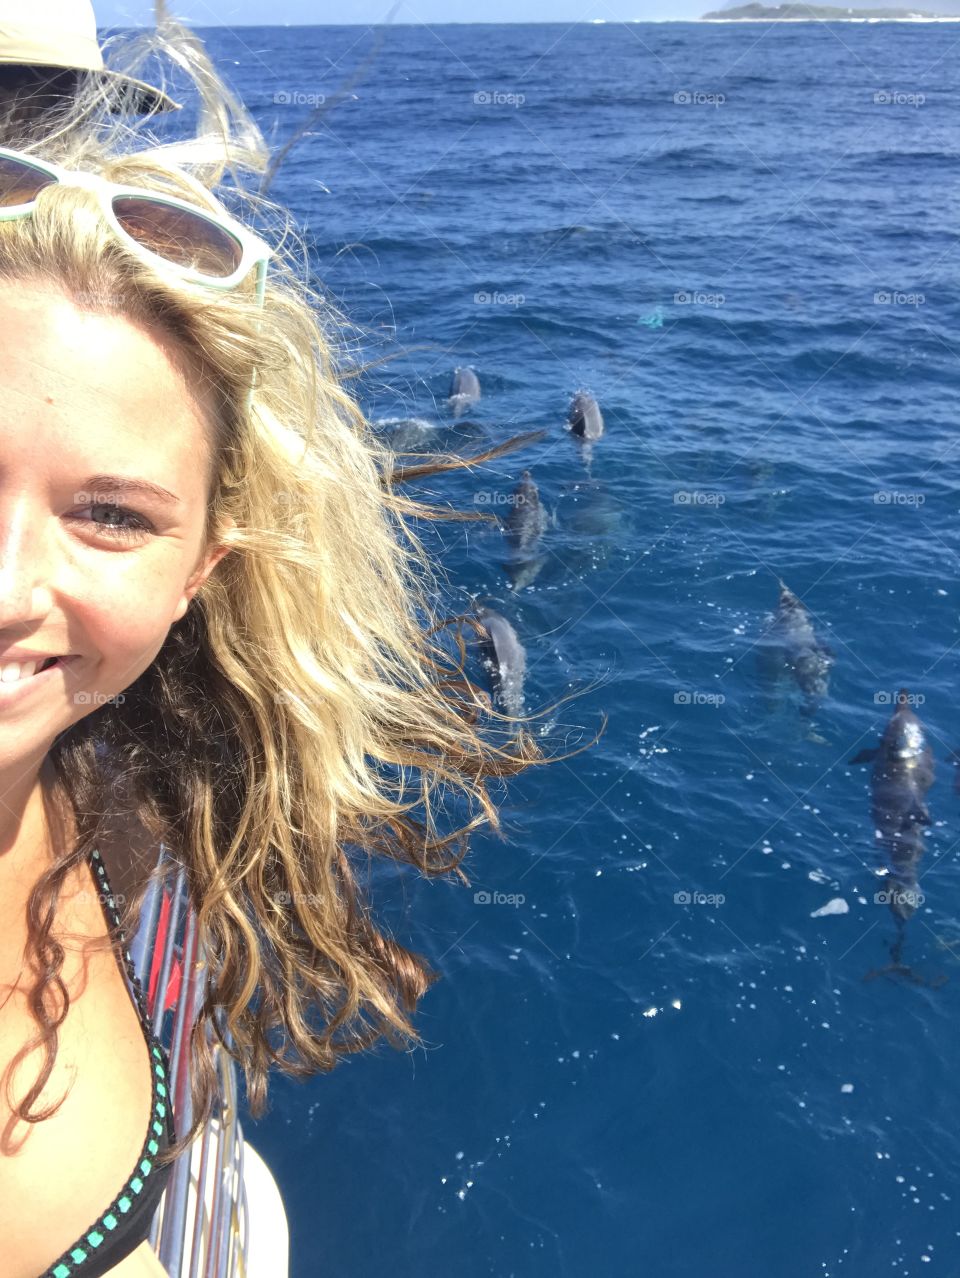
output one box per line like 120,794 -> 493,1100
99,1 -> 709,24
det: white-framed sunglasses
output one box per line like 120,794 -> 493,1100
0,146 -> 271,305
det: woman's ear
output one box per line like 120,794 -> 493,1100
171,516 -> 237,624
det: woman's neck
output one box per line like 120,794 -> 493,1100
0,754 -> 75,914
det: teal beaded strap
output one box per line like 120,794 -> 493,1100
88,847 -> 154,1027
41,849 -> 176,1278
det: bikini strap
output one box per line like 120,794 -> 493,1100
89,847 -> 154,1030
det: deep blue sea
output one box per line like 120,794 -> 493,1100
181,22 -> 960,1278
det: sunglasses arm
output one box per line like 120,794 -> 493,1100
253,257 -> 268,310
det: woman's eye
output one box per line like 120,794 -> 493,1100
70,502 -> 155,541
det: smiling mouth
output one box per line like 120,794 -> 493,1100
0,655 -> 72,683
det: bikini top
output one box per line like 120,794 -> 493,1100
40,848 -> 177,1278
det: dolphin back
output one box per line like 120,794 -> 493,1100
568,392 -> 604,439
476,607 -> 527,716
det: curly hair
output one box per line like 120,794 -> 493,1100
0,19 -> 548,1162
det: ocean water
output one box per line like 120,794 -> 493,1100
185,22 -> 960,1278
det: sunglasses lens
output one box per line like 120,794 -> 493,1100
112,195 -> 244,278
0,154 -> 58,207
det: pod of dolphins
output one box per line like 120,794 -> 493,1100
439,372 -> 936,980
440,367 -> 602,721
758,578 -> 946,978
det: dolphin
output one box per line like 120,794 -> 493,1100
448,367 -> 480,419
502,470 -> 549,589
568,392 -> 604,440
475,607 -> 526,717
504,471 -> 548,554
850,690 -> 934,933
374,415 -> 484,454
757,580 -> 834,736
373,416 -> 439,452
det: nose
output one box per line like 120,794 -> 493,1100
0,489 -> 54,629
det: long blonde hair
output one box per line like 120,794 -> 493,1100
0,20 -> 546,1159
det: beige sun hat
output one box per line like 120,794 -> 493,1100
0,0 -> 181,114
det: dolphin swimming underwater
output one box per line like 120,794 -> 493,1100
850,690 -> 935,932
504,471 -> 548,554
757,580 -> 834,736
448,367 -> 481,418
372,416 -> 439,452
502,470 -> 549,589
568,392 -> 604,440
475,607 -> 526,717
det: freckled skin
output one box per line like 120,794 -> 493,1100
0,283 -> 234,800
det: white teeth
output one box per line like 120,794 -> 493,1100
1,660 -> 43,683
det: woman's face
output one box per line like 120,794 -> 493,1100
0,282 -> 232,772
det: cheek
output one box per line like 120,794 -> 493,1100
67,556 -> 187,697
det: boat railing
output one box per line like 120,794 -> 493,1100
130,852 -> 250,1277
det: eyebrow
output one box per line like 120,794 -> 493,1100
83,473 -> 182,506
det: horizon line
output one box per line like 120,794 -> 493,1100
105,14 -> 956,25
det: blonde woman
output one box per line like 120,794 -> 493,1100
0,22 -> 542,1278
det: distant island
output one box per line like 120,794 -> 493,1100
701,2 -> 948,16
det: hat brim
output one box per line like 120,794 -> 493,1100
0,61 -> 182,116
95,68 -> 181,115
